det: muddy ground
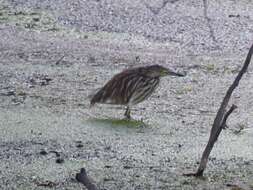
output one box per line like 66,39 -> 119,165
0,0 -> 253,189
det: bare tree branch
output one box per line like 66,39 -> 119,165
221,104 -> 237,129
184,43 -> 253,177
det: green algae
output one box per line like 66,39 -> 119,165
87,118 -> 147,128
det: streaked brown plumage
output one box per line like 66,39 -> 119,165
90,64 -> 185,119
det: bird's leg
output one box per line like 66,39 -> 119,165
124,106 -> 131,120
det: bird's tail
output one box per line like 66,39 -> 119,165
89,95 -> 97,108
88,88 -> 102,108
90,100 -> 95,108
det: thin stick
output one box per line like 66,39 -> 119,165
184,43 -> 253,177
55,55 -> 65,65
220,104 -> 237,129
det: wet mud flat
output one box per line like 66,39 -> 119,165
0,0 -> 253,189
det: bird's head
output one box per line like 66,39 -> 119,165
143,65 -> 186,77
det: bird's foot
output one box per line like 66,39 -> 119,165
124,114 -> 131,120
124,106 -> 131,120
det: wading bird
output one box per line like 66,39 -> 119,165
90,65 -> 185,119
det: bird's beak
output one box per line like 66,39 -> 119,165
164,69 -> 186,77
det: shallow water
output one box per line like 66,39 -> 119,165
0,0 -> 253,189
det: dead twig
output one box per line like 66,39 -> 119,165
184,43 -> 253,177
76,168 -> 98,190
220,104 -> 237,129
55,55 -> 65,65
